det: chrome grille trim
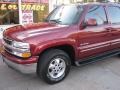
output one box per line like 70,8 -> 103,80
4,46 -> 13,54
3,37 -> 13,54
3,37 -> 13,46
3,36 -> 31,57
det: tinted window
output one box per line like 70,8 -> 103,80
85,6 -> 107,25
107,6 -> 120,24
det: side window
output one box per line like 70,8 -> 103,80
107,6 -> 120,24
85,6 -> 107,26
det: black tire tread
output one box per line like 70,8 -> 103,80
37,49 -> 71,84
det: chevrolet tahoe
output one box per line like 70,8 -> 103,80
1,3 -> 120,84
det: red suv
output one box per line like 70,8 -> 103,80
1,3 -> 120,84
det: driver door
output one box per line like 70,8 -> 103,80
78,5 -> 111,59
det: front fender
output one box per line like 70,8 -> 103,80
32,38 -> 78,58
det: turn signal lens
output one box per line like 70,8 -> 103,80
22,52 -> 31,58
0,46 -> 4,53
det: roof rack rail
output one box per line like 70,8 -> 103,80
99,0 -> 116,3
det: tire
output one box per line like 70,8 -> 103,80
37,49 -> 71,84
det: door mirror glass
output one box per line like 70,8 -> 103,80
86,18 -> 97,26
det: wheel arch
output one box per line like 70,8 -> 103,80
37,44 -> 77,65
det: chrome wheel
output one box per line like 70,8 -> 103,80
37,49 -> 71,84
48,57 -> 66,79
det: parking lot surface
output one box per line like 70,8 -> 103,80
0,56 -> 120,90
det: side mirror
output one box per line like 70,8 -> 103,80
79,18 -> 97,30
86,18 -> 97,26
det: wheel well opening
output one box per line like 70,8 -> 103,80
39,45 -> 76,65
54,45 -> 75,65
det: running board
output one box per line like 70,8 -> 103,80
75,50 -> 120,66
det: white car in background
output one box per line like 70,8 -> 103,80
0,25 -> 18,39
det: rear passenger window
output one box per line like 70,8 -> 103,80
107,6 -> 120,24
85,5 -> 107,25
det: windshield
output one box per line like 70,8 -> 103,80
45,5 -> 84,25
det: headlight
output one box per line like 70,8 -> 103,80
12,41 -> 31,58
13,41 -> 30,49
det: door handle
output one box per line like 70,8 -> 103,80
105,27 -> 117,34
105,27 -> 116,31
105,27 -> 118,35
104,28 -> 111,32
105,27 -> 112,30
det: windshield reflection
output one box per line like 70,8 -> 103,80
46,5 -> 84,25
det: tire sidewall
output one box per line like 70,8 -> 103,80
45,55 -> 70,83
37,49 -> 71,84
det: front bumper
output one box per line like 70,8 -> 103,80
1,51 -> 39,74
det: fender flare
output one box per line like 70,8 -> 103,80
33,38 -> 78,58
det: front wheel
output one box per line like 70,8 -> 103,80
37,49 -> 71,84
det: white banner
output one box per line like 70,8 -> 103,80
22,10 -> 33,24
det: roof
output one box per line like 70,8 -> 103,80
66,2 -> 120,7
87,2 -> 119,6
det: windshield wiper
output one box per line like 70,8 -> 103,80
49,19 -> 62,24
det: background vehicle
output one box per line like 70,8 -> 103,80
1,3 -> 120,84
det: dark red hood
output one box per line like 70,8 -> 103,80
3,22 -> 69,44
4,22 -> 55,39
